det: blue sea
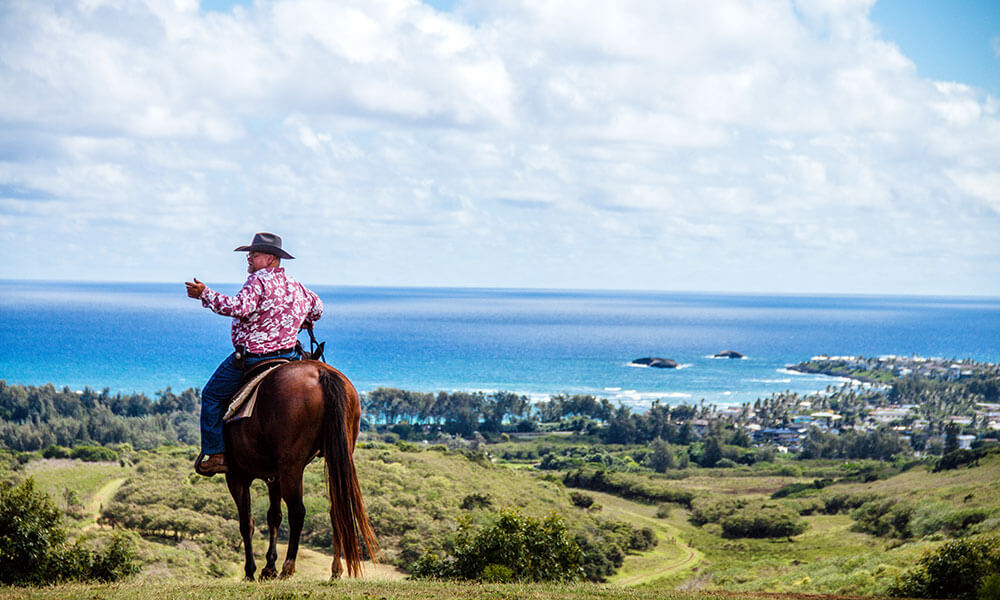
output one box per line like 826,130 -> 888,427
1,280 -> 998,409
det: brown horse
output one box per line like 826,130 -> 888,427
223,359 -> 378,580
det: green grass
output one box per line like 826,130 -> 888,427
21,458 -> 128,502
0,579 -> 836,600
583,491 -> 702,586
5,443 -> 1000,597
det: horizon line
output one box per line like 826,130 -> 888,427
2,277 -> 999,301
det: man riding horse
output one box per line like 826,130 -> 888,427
186,232 -> 323,476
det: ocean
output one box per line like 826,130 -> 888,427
1,280 -> 998,409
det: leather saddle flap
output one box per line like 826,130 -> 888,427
223,359 -> 289,422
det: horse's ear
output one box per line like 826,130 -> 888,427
314,342 -> 325,362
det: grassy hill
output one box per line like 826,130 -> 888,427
3,438 -> 1000,597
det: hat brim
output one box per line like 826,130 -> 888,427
234,244 -> 294,259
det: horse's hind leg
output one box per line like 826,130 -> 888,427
225,474 -> 257,581
260,480 -> 282,580
331,535 -> 343,579
278,472 -> 307,578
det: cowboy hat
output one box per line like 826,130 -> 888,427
234,232 -> 295,259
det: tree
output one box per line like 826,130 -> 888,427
646,438 -> 675,473
945,422 -> 961,454
699,436 -> 722,468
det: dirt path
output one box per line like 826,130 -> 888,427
82,476 -> 126,529
258,543 -> 406,581
580,490 -> 704,586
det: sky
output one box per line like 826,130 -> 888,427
1,0 -> 998,296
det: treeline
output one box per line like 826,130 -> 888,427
0,380 -> 927,464
363,388 -> 532,435
800,427 -> 909,460
0,381 -> 199,451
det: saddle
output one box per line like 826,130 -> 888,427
223,359 -> 289,422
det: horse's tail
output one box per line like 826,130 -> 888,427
319,368 -> 379,577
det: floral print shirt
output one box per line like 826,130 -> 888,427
199,267 -> 323,353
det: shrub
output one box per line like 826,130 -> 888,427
822,491 -> 878,514
539,453 -> 583,470
890,535 -> 1000,600
70,445 -> 118,462
911,503 -> 992,538
934,446 -> 1000,472
981,573 -> 1000,600
719,503 -> 808,539
0,478 -> 65,584
569,492 -> 594,508
563,468 -> 695,507
460,493 -> 492,510
852,498 -> 914,538
690,496 -> 745,526
42,444 -> 71,459
410,509 -> 584,582
772,478 -> 834,499
0,478 -> 139,585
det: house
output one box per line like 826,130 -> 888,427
810,411 -> 842,429
957,435 -> 976,450
871,407 -> 912,424
755,428 -> 802,449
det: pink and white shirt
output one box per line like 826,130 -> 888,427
199,267 -> 323,354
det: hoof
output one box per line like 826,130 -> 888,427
260,566 -> 278,580
243,574 -> 255,582
279,561 -> 296,579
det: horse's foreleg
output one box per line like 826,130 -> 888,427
260,480 -> 282,580
278,473 -> 306,579
226,474 -> 256,581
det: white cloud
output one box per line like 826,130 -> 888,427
0,0 -> 997,295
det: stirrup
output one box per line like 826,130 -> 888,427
194,452 -> 228,476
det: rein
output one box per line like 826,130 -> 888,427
299,321 -> 326,363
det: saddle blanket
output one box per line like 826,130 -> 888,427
223,360 -> 288,422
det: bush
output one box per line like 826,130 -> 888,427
719,503 -> 808,539
70,445 -> 118,462
563,468 -> 695,507
852,497 -> 914,538
890,535 -> 1000,599
981,573 -> 1000,600
772,478 -> 834,499
822,491 -> 878,514
410,508 -> 584,582
569,492 -> 594,508
0,478 -> 139,585
42,444 -> 71,459
689,496 -> 745,526
460,493 -> 492,510
911,503 -> 992,538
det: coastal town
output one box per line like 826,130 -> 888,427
723,355 -> 1000,453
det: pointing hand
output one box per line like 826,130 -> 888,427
185,278 -> 206,299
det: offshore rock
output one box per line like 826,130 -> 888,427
632,357 -> 678,369
714,350 -> 744,359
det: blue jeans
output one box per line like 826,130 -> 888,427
200,349 -> 299,454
